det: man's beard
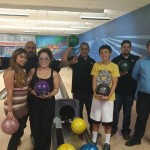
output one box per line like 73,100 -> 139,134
27,51 -> 36,58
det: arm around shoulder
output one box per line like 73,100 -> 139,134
28,68 -> 35,82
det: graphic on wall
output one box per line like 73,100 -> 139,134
36,35 -> 68,59
0,34 -> 35,57
77,4 -> 150,62
0,47 -> 19,57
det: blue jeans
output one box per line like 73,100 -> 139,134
112,94 -> 134,134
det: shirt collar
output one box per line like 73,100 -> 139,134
79,55 -> 89,60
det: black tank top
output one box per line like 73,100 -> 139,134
29,68 -> 55,100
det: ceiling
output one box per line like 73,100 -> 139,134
0,0 -> 149,36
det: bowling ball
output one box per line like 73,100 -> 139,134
57,143 -> 76,150
67,35 -> 79,47
1,118 -> 19,135
34,80 -> 50,96
80,144 -> 98,150
71,117 -> 86,134
96,83 -> 110,96
118,59 -> 131,73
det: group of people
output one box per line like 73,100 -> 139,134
1,41 -> 75,150
0,39 -> 150,150
62,40 -> 150,150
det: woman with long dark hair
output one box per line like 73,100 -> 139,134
3,48 -> 28,150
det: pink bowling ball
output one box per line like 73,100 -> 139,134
1,118 -> 19,135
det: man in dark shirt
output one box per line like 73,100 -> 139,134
62,42 -> 95,131
111,40 -> 139,140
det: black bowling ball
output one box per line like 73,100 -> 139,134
118,59 -> 131,73
96,83 -> 110,96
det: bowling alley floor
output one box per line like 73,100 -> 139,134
0,67 -> 150,150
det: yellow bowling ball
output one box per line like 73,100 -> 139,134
71,117 -> 86,134
57,143 -> 76,150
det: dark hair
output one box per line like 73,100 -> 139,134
99,45 -> 112,54
37,48 -> 53,60
146,40 -> 150,48
80,42 -> 89,49
10,48 -> 27,66
25,41 -> 36,49
121,40 -> 132,48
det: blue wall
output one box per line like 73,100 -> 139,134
77,4 -> 150,62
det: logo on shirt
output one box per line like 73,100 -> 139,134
97,70 -> 111,85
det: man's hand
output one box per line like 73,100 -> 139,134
94,93 -> 110,101
120,71 -> 128,77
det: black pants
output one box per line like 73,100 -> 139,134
133,91 -> 150,141
112,94 -> 134,134
29,98 -> 55,150
73,93 -> 93,130
7,114 -> 28,150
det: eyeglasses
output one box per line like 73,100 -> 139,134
39,57 -> 50,61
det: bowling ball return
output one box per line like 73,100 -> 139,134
51,99 -> 93,150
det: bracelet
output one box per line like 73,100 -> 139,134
8,109 -> 12,112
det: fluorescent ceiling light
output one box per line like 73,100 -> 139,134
70,25 -> 91,29
80,13 -> 110,20
0,6 -> 104,13
0,12 -> 29,17
80,16 -> 110,20
24,31 -> 39,33
64,32 -> 79,35
0,25 -> 79,31
14,23 -> 36,27
57,7 -> 104,13
0,18 -> 78,25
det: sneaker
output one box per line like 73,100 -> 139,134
122,133 -> 130,140
103,143 -> 110,150
125,137 -> 141,146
